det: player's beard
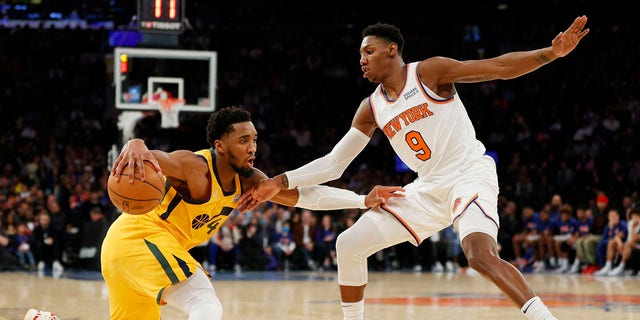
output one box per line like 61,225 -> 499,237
228,151 -> 254,178
231,163 -> 253,178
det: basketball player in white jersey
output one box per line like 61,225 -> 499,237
244,16 -> 589,320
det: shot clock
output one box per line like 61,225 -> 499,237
137,0 -> 185,33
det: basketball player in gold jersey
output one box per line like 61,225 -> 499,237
245,16 -> 589,320
99,106 -> 404,320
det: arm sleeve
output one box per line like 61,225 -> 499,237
285,127 -> 370,187
295,185 -> 367,211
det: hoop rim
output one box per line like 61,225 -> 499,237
155,98 -> 186,111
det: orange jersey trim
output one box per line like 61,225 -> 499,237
452,193 -> 499,228
415,64 -> 454,104
381,203 -> 421,245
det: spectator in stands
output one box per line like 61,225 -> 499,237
292,209 -> 319,270
0,231 -> 19,271
31,211 -> 64,272
78,206 -> 108,270
272,221 -> 298,271
549,194 -> 563,223
537,205 -> 557,270
208,219 -> 240,272
512,206 -> 541,271
608,208 -> 640,276
580,194 -> 610,274
569,206 -> 593,273
497,200 -> 521,262
550,204 -> 579,273
237,223 -> 270,271
436,226 -> 462,273
1,210 -> 18,237
594,209 -> 627,276
14,222 -> 36,270
46,195 -> 67,234
315,213 -> 338,271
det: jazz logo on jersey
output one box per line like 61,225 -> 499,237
191,207 -> 234,233
382,103 -> 434,139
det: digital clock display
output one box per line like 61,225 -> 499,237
138,0 -> 184,33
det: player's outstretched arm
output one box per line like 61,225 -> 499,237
250,99 -> 375,204
236,183 -> 405,213
422,15 -> 589,86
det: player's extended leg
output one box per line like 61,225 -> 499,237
462,233 -> 535,305
459,203 -> 557,320
336,211 -> 412,320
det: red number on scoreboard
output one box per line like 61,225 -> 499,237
154,0 -> 161,18
169,0 -> 176,19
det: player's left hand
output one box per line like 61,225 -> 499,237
365,185 -> 405,208
551,15 -> 589,58
236,186 -> 261,214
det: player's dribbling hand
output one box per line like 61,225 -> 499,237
111,138 -> 162,183
551,15 -> 589,58
365,185 -> 406,208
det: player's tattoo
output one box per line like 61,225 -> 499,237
280,174 -> 289,189
537,51 -> 551,64
456,75 -> 494,82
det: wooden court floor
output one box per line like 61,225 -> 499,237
1,269 -> 640,320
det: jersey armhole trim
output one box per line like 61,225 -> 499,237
415,63 -> 454,104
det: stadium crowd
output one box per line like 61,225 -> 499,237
1,2 -> 640,277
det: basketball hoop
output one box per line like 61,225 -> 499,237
156,97 -> 184,128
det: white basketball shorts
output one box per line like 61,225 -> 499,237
364,155 -> 500,246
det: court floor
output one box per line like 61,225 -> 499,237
1,269 -> 640,320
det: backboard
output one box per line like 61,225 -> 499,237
114,47 -> 217,112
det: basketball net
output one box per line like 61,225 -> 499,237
157,97 -> 184,129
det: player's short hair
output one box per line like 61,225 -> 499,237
362,23 -> 405,54
206,105 -> 252,146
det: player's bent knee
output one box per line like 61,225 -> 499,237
189,298 -> 223,320
336,229 -> 358,258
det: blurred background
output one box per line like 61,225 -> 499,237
1,0 -> 639,275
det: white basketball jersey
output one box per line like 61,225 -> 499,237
369,62 -> 487,180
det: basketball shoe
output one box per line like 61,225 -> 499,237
24,308 -> 60,320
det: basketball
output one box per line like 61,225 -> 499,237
107,161 -> 165,214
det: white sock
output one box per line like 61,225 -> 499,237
521,296 -> 557,320
559,258 -> 568,268
341,300 -> 364,320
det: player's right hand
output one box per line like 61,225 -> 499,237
364,185 -> 405,208
111,138 -> 161,183
235,175 -> 286,213
251,175 -> 287,202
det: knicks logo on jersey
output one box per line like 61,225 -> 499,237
382,103 -> 434,139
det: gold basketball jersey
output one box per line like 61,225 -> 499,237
147,148 -> 242,250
